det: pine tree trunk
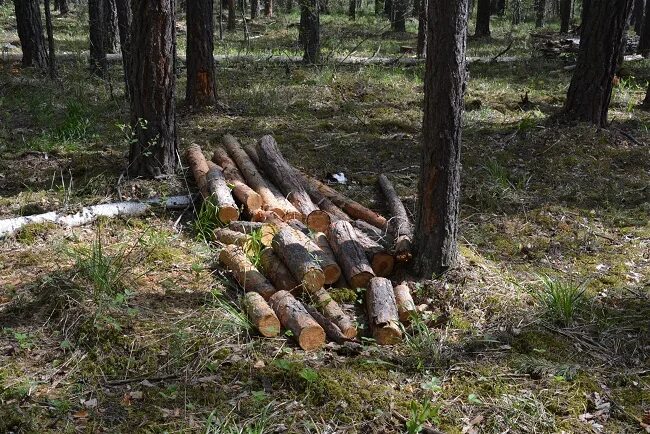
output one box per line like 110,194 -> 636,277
227,0 -> 236,29
375,0 -> 383,14
13,0 -> 49,69
104,0 -> 120,53
416,0 -> 427,58
495,0 -> 505,15
115,0 -> 132,99
349,0 -> 356,19
88,0 -> 107,77
59,0 -> 69,14
415,0 -> 467,277
511,0 -> 522,24
264,0 -> 272,15
44,0 -> 56,79
186,0 -> 217,106
560,0 -> 571,32
564,0 -> 632,126
251,0 -> 259,18
384,0 -> 392,18
392,0 -> 407,31
639,0 -> 650,56
475,0 -> 491,37
128,0 -> 178,178
300,0 -> 319,63
632,0 -> 645,34
536,0 -> 547,27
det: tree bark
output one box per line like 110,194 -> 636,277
251,0 -> 260,17
353,229 -> 395,277
227,0 -> 236,30
259,247 -> 303,294
243,292 -> 281,337
287,220 -> 342,285
511,0 -> 522,24
269,290 -> 325,351
115,0 -> 132,99
300,0 -> 319,63
328,220 -> 375,289
392,0 -> 407,31
104,0 -> 120,53
638,0 -> 650,56
393,282 -> 416,322
264,0 -> 272,15
128,0 -> 178,177
59,0 -> 69,14
212,146 -> 263,213
643,81 -> 650,107
44,0 -> 56,79
416,0 -> 427,58
13,0 -> 49,69
272,225 -> 326,293
89,0 -> 107,77
475,0 -> 490,37
560,0 -> 571,33
536,0 -> 547,27
206,162 -> 240,223
378,174 -> 413,262
185,143 -> 210,198
563,0 -> 633,126
415,0 -> 467,277
632,0 -> 645,34
186,0 -> 218,106
366,277 -> 402,345
257,135 -> 330,232
311,288 -> 357,338
219,244 -> 278,300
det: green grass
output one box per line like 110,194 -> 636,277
533,274 -> 587,326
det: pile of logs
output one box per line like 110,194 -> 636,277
186,135 -> 416,351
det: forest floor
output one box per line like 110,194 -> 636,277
1,4 -> 650,434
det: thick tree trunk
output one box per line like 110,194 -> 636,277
212,146 -> 263,213
59,0 -> 69,14
366,277 -> 402,345
416,0 -> 427,58
639,0 -> 650,56
264,0 -> 272,15
535,0 -> 547,27
115,0 -> 131,99
89,0 -> 107,77
227,0 -> 236,30
563,0 -> 633,126
349,0 -> 356,19
128,0 -> 178,177
328,220 -> 375,289
632,0 -> 645,34
186,0 -> 217,106
300,0 -> 319,63
243,292 -> 281,337
415,0 -> 467,277
219,244 -> 278,300
560,0 -> 571,33
251,0 -> 260,17
475,0 -> 491,37
104,0 -> 120,53
44,0 -> 56,79
392,0 -> 407,31
13,0 -> 49,69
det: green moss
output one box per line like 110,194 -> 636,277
15,222 -> 57,244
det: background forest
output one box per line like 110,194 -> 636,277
1,0 -> 649,432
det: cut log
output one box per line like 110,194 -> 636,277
354,230 -> 395,278
351,219 -> 391,247
256,135 -> 331,232
328,220 -> 375,289
212,146 -> 263,213
303,173 -> 387,230
228,221 -> 274,247
213,228 -> 254,255
205,161 -> 240,223
378,174 -> 414,262
272,224 -> 325,293
367,277 -> 402,345
394,282 -> 416,322
250,210 -> 285,244
218,244 -> 277,300
242,292 -> 281,337
0,196 -> 193,239
312,288 -> 357,338
259,247 -> 303,294
304,304 -> 349,344
185,144 -> 210,198
269,290 -> 326,351
241,142 -> 303,222
286,220 -> 341,285
222,134 -> 297,219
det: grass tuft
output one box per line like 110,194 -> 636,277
533,274 -> 587,326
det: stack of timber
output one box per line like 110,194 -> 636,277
184,135 -> 418,349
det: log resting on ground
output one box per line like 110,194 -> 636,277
218,244 -> 277,300
206,161 -> 240,223
243,292 -> 281,337
259,247 -> 303,294
378,174 -> 413,262
272,224 -> 326,292
328,220 -> 375,289
269,290 -> 326,351
211,146 -> 263,213
394,282 -> 416,322
367,277 -> 402,345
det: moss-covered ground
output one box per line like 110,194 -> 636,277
1,3 -> 649,433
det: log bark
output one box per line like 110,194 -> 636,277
228,221 -> 274,245
0,196 -> 193,238
394,282 -> 416,322
269,290 -> 325,351
354,230 -> 395,277
218,244 -> 277,300
351,219 -> 390,246
185,144 -> 210,198
312,288 -> 356,338
366,277 -> 402,345
206,162 -> 240,223
328,220 -> 375,289
243,292 -> 281,337
212,146 -> 263,213
259,247 -> 303,294
222,135 -> 297,219
272,224 -> 326,292
378,174 -> 413,262
213,228 -> 254,255
257,136 -> 330,232
304,304 -> 349,344
302,174 -> 387,229
287,220 -> 342,285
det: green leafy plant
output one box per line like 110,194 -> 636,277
405,400 -> 441,434
533,274 -> 587,326
194,200 -> 223,243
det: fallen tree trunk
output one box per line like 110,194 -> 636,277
269,290 -> 326,351
303,174 -> 387,230
213,228 -> 254,255
272,224 -> 326,292
243,292 -> 281,337
218,244 -> 277,300
222,135 -> 297,219
328,220 -> 375,289
287,220 -> 341,285
256,135 -> 331,232
394,282 -> 416,322
185,144 -> 210,198
0,196 -> 193,239
212,146 -> 263,213
354,231 -> 395,278
367,277 -> 402,345
259,247 -> 303,294
206,161 -> 240,223
312,288 -> 357,338
378,174 -> 413,262
228,221 -> 274,247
